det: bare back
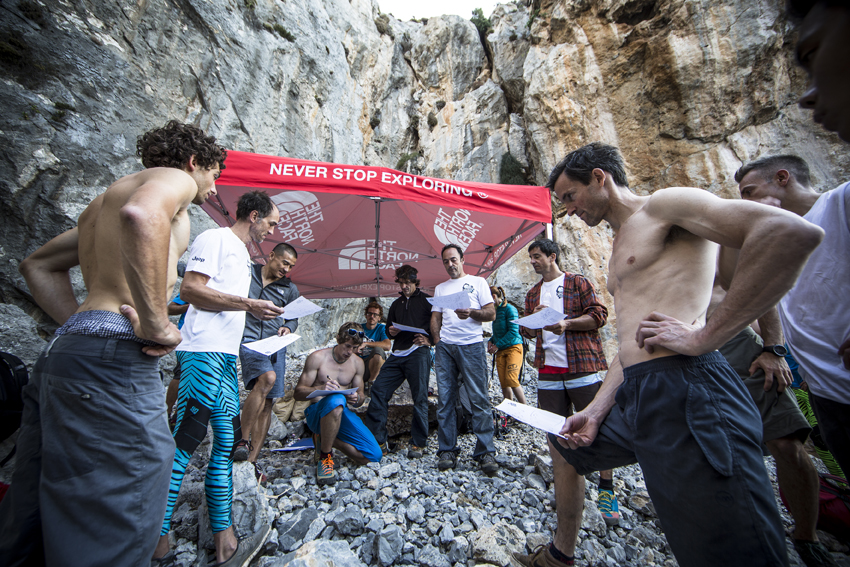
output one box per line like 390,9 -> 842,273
608,190 -> 718,367
77,168 -> 197,314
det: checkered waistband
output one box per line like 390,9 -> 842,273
55,310 -> 158,346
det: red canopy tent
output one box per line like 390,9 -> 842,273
204,150 -> 552,298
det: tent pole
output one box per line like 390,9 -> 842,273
374,199 -> 382,294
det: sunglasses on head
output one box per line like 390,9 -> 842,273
346,328 -> 366,338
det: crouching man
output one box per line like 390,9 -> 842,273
295,323 -> 382,485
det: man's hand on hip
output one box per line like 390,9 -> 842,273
120,304 -> 182,356
749,352 -> 792,393
635,311 -> 708,356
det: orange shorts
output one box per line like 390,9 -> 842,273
495,344 -> 523,389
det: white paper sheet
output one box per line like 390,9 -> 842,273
306,387 -> 357,399
241,333 -> 301,356
495,400 -> 567,439
511,307 -> 565,329
279,296 -> 323,319
389,344 -> 420,358
427,291 -> 472,310
391,323 -> 429,335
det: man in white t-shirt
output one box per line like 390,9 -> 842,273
736,155 -> 850,486
154,191 -> 283,567
430,244 -> 498,475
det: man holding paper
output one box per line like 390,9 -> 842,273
295,323 -> 382,485
430,244 -> 498,475
156,190 -> 282,566
364,265 -> 434,458
232,243 -> 300,475
517,238 -> 616,567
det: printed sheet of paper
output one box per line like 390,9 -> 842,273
306,387 -> 357,400
391,323 -> 429,335
388,344 -> 419,358
279,296 -> 323,319
427,291 -> 472,310
271,437 -> 314,452
495,400 -> 567,439
511,307 -> 564,329
242,333 -> 301,356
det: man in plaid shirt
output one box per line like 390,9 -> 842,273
517,238 -> 615,567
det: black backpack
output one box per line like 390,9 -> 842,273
0,352 -> 29,465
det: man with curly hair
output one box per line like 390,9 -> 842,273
0,121 -> 226,567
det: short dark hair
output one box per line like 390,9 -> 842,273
272,242 -> 297,259
528,238 -> 560,264
364,300 -> 384,319
547,142 -> 629,190
787,0 -> 850,20
734,155 -> 812,187
337,322 -> 365,346
394,264 -> 420,286
441,243 -> 464,259
236,191 -> 274,221
136,120 -> 227,171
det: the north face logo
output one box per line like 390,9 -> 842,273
271,191 -> 323,246
556,286 -> 564,299
433,208 -> 483,252
462,283 -> 474,294
338,239 -> 420,270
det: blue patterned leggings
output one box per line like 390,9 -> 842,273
161,351 -> 241,535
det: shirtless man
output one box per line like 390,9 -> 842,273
515,142 -> 823,567
0,121 -> 224,567
295,323 -> 382,485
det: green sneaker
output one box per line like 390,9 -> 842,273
597,487 -> 620,526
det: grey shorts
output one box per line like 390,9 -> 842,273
719,327 -> 811,443
361,346 -> 387,382
239,344 -> 287,399
0,334 -> 174,567
550,352 -> 787,567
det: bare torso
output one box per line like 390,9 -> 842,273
608,191 -> 718,368
307,347 -> 362,393
76,168 -> 195,314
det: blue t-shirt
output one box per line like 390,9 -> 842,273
364,323 -> 388,343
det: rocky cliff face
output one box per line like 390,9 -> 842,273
1,0 -> 847,364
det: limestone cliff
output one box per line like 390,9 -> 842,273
0,0 -> 846,363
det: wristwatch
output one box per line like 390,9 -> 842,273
762,345 -> 788,357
